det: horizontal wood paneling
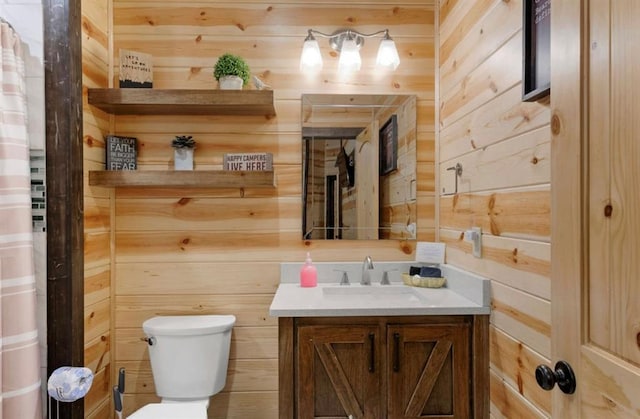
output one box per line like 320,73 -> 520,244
440,32 -> 522,128
115,262 -> 280,295
440,186 -> 550,241
84,366 -> 110,417
85,231 -> 110,269
440,85 -> 550,162
116,326 -> 278,361
116,358 -> 278,394
440,127 -> 550,194
438,0 -> 551,417
439,0 -> 495,62
439,0 -> 520,95
115,230 -> 419,262
115,197 -> 300,231
489,370 -> 548,419
85,298 -> 111,344
113,4 -> 434,37
101,2 -> 437,417
490,281 -> 550,357
128,133 -> 301,166
115,295 -> 277,328
85,399 -> 112,419
85,333 -> 111,374
440,229 -> 550,300
84,265 -> 111,307
490,326 -> 550,415
84,196 -> 111,232
83,1 -> 112,416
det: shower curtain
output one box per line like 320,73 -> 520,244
0,19 -> 42,418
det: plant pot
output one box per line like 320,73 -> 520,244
218,75 -> 243,90
174,148 -> 194,170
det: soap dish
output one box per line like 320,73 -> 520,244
402,273 -> 446,288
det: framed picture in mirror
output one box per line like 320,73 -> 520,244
379,114 -> 398,175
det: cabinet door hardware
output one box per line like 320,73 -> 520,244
393,332 -> 400,372
368,333 -> 375,372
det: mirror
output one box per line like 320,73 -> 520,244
302,94 -> 417,240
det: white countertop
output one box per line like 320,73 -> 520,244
269,263 -> 490,317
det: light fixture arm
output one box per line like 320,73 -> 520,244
307,28 -> 391,52
300,28 -> 399,73
306,28 -> 390,40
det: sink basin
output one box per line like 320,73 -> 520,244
322,285 -> 428,305
270,263 -> 490,316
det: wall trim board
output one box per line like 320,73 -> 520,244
44,0 -> 85,418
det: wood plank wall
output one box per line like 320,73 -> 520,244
82,0 -> 113,417
437,1 -> 551,417
379,96 -> 417,239
88,1 -> 439,417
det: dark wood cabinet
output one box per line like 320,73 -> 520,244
297,325 -> 382,418
279,315 -> 489,419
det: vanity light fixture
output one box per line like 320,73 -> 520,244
299,28 -> 400,74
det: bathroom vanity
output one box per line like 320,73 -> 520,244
270,263 -> 490,419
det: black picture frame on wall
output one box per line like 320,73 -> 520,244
523,0 -> 551,101
379,114 -> 398,176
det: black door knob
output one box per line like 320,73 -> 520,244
535,360 -> 576,394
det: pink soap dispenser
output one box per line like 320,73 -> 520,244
300,252 -> 318,287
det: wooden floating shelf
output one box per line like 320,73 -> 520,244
87,88 -> 276,117
88,170 -> 276,188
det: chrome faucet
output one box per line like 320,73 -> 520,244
361,256 -> 374,285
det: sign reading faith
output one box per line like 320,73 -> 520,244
106,135 -> 137,170
223,153 -> 273,171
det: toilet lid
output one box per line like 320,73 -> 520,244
128,402 -> 208,419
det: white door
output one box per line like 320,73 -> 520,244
355,122 -> 379,240
551,0 -> 640,417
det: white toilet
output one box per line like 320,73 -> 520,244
128,314 -> 236,419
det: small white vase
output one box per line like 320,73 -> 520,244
219,75 -> 243,90
174,148 -> 194,170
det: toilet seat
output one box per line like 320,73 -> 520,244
127,401 -> 208,419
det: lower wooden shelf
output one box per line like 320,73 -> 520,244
88,170 -> 276,188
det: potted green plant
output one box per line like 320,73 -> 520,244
172,135 -> 196,170
213,53 -> 250,90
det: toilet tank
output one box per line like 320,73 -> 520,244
142,315 -> 236,400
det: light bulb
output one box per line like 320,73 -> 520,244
338,38 -> 361,74
300,37 -> 323,72
376,38 -> 400,70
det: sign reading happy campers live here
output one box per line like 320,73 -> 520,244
223,153 -> 273,171
106,135 -> 137,170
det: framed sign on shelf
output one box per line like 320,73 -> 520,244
379,114 -> 398,176
522,0 -> 551,101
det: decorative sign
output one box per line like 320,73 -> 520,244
223,153 -> 273,171
379,115 -> 398,175
105,135 -> 137,170
119,49 -> 153,88
523,0 -> 551,101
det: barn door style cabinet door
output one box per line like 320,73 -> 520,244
297,325 -> 382,418
282,316 -> 487,419
387,324 -> 470,418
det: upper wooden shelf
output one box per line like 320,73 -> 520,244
88,170 -> 276,188
87,88 -> 276,117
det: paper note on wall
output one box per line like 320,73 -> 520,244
415,242 -> 445,264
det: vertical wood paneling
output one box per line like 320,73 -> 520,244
438,0 -> 551,417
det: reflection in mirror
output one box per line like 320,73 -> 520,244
302,94 -> 417,240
